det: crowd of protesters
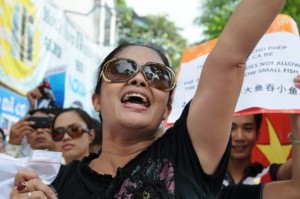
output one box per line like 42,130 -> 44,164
1,0 -> 300,198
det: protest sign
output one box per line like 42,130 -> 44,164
167,14 -> 300,125
166,14 -> 299,166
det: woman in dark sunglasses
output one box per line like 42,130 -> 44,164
11,1 -> 300,199
51,108 -> 95,164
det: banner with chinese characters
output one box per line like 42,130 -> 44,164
166,14 -> 299,165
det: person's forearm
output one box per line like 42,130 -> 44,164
190,0 -> 286,175
289,114 -> 300,187
277,159 -> 292,180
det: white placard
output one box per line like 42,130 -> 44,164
168,32 -> 300,124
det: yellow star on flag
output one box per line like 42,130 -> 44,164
256,118 -> 292,164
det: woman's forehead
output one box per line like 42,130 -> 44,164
116,46 -> 163,64
55,112 -> 84,126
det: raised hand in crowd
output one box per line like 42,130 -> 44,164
7,115 -> 34,145
26,87 -> 43,112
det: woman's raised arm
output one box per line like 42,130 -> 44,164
188,0 -> 286,174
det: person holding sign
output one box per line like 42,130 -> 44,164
10,0 -> 296,198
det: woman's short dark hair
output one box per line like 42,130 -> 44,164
51,108 -> 93,130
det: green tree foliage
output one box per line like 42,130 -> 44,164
194,0 -> 300,42
193,0 -> 238,41
116,0 -> 187,69
281,1 -> 300,31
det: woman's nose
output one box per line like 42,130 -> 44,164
128,72 -> 148,88
62,132 -> 72,141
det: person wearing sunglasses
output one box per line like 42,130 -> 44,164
101,58 -> 176,92
11,1 -> 300,199
51,108 -> 95,164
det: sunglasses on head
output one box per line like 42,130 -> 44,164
101,58 -> 176,91
52,123 -> 89,142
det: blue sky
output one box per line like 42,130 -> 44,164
125,0 -> 204,44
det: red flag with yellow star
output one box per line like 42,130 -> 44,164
251,113 -> 292,166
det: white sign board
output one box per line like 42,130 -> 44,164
168,32 -> 300,124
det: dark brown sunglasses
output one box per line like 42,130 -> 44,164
52,123 -> 89,142
101,58 -> 175,91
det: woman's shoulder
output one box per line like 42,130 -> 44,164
52,153 -> 99,185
